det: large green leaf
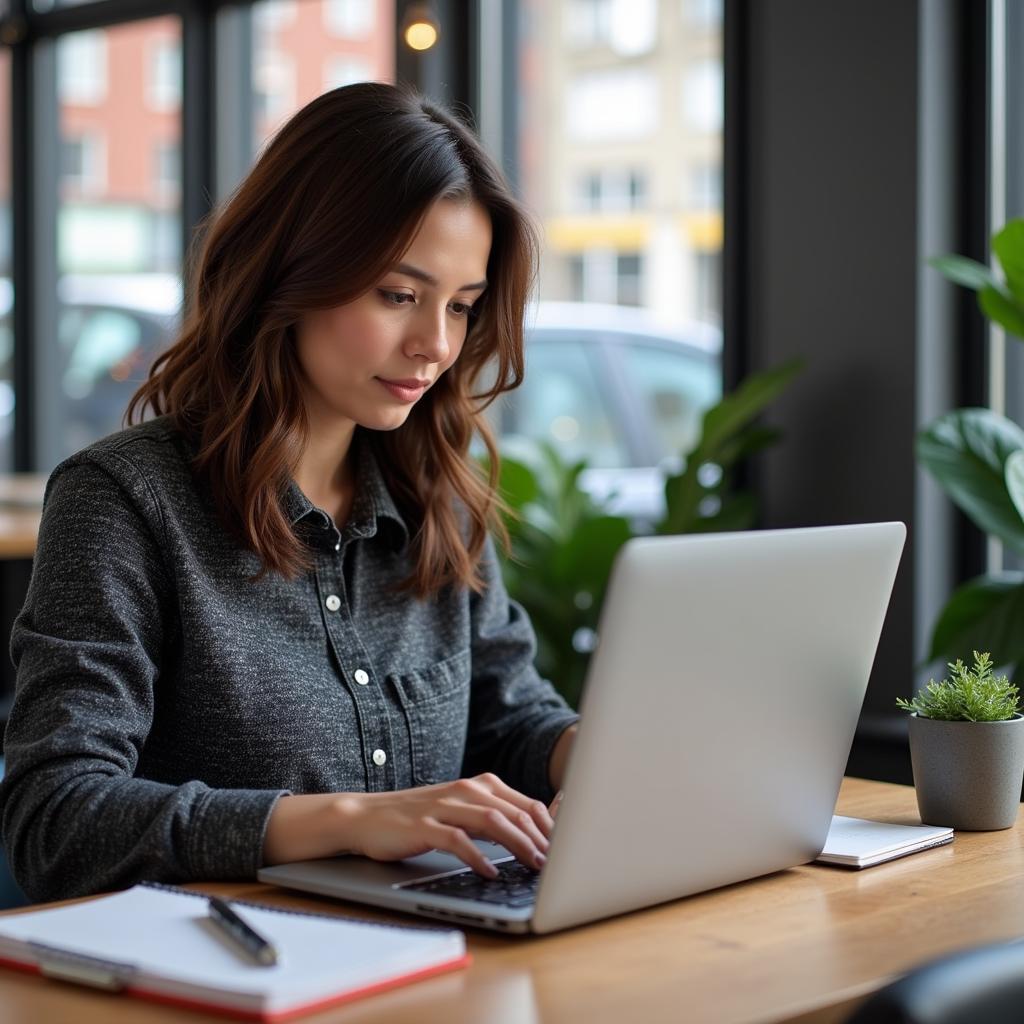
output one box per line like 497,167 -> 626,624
916,408 -> 1024,552
927,572 -> 1024,668
696,358 -> 804,457
979,285 -> 1024,340
992,220 -> 1024,304
1006,449 -> 1024,526
495,456 -> 539,511
929,254 -> 997,292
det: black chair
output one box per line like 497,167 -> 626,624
846,941 -> 1024,1024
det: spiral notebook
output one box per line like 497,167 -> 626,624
0,883 -> 469,1021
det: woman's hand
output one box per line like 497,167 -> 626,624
263,774 -> 554,878
347,774 -> 553,877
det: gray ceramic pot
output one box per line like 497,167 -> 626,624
908,713 -> 1024,830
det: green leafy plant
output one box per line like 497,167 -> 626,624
493,359 -> 803,708
896,651 -> 1020,722
918,220 -> 1024,679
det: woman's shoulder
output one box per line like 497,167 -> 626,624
46,416 -> 196,508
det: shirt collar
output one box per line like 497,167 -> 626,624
282,432 -> 409,551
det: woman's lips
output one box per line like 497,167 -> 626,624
376,377 -> 430,403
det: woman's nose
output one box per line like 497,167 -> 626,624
406,307 -> 451,363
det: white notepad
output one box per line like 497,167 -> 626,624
0,883 -> 468,1021
816,815 -> 954,868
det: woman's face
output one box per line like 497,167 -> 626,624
294,197 -> 492,435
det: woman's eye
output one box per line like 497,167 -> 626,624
379,290 -> 414,306
448,302 -> 473,318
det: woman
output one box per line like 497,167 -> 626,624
0,83 -> 579,903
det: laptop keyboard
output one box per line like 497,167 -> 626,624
400,858 -> 540,908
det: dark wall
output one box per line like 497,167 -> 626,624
741,1 -> 920,714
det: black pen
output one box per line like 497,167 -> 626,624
207,897 -> 279,967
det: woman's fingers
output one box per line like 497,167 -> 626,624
450,789 -> 550,854
423,818 -> 499,878
469,773 -> 555,837
440,801 -> 547,871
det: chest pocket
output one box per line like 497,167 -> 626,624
389,648 -> 472,786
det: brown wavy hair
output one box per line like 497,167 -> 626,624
127,83 -> 537,594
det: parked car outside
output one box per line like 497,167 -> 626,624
0,274 -> 182,462
0,283 -> 721,524
489,301 -> 722,525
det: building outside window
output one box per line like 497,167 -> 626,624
566,0 -> 657,56
521,0 -> 723,329
251,0 -> 393,157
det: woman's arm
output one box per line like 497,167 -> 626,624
460,537 -> 580,803
548,723 -> 578,792
0,457 -> 285,902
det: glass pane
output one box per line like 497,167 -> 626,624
501,338 -> 628,468
618,342 -> 719,459
515,0 -> 725,468
55,18 -> 183,460
252,0 -> 395,156
522,0 -> 724,328
0,48 -> 10,471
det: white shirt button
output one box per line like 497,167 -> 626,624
354,669 -> 369,685
372,749 -> 387,766
334,542 -> 341,552
325,595 -> 341,612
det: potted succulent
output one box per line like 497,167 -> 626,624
897,651 -> 1024,830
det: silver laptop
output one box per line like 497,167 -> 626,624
259,522 -> 906,934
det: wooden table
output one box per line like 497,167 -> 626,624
0,777 -> 1021,1024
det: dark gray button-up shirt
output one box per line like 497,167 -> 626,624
0,417 -> 577,902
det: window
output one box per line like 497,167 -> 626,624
57,31 -> 107,105
682,60 -> 724,134
323,0 -> 375,38
575,168 -> 648,212
500,338 -> 628,468
617,253 -> 643,307
153,140 -> 179,197
51,18 -> 183,462
687,163 -> 722,209
59,135 -> 105,193
323,55 -> 373,90
619,343 -> 719,459
0,48 -> 10,471
567,250 -> 643,306
250,0 -> 394,158
694,250 -> 721,325
147,38 -> 182,112
254,51 -> 296,125
254,0 -> 297,31
684,0 -> 724,28
565,0 -> 657,56
567,69 -> 658,141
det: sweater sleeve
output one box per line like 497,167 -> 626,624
460,535 -> 579,804
0,455 -> 287,903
